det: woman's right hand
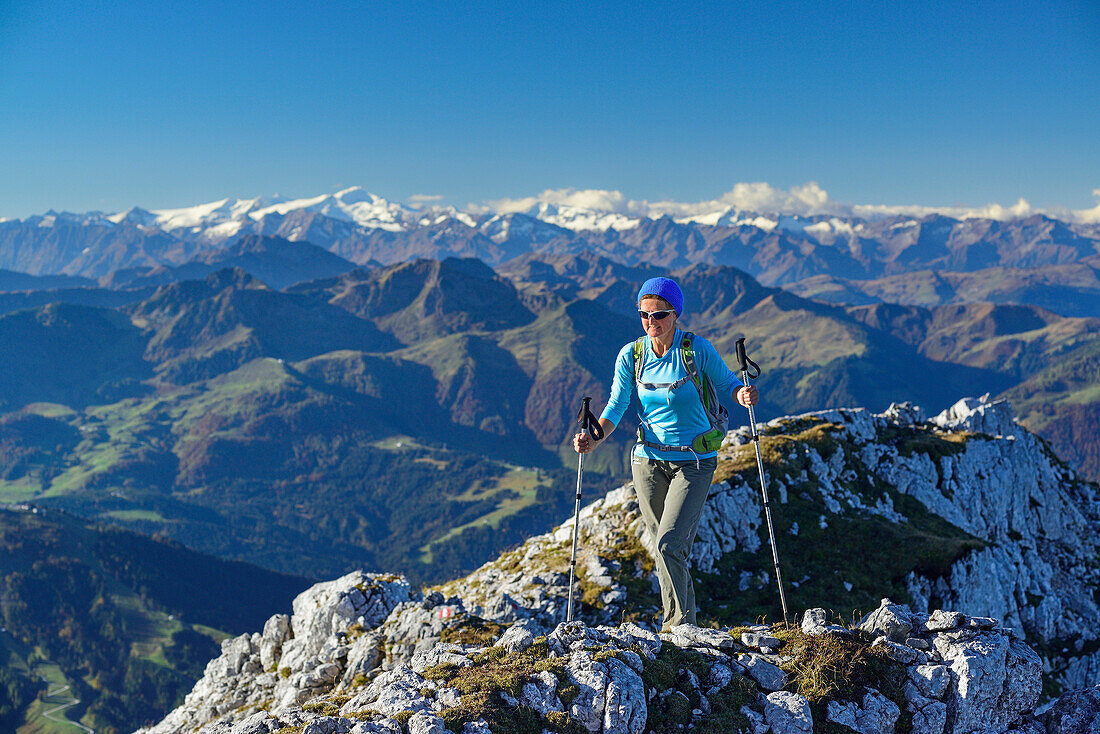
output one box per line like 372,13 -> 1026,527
573,431 -> 594,454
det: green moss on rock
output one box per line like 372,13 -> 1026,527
301,700 -> 340,716
640,644 -> 755,733
424,639 -> 577,734
439,614 -> 505,646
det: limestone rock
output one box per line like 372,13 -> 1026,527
341,664 -> 432,718
338,631 -> 385,688
406,712 -> 447,734
826,699 -> 862,731
741,631 -> 782,649
615,648 -> 645,675
549,620 -> 608,656
213,712 -> 283,734
381,602 -> 456,667
705,662 -> 736,694
434,687 -> 460,709
609,623 -> 661,658
140,401 -> 1100,734
667,623 -> 736,650
1039,685 -> 1100,734
738,653 -> 787,691
494,618 -> 541,653
860,598 -> 915,642
909,663 -> 951,700
828,688 -> 902,734
925,610 -> 965,632
280,572 -> 412,673
603,657 -> 646,734
362,720 -> 403,734
146,605 -> 1060,734
883,401 -> 927,426
259,615 -> 291,671
691,483 -> 764,573
909,698 -> 948,734
563,650 -> 610,732
409,643 -> 472,673
1004,637 -> 1045,709
740,704 -> 769,734
764,690 -> 813,733
801,607 -> 849,636
934,627 -> 1042,733
932,395 -> 1016,437
873,636 -> 929,665
856,688 -> 901,733
520,670 -> 563,716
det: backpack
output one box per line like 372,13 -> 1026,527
632,331 -> 729,455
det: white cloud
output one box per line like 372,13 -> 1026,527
481,183 -> 1100,226
487,182 -> 851,222
718,181 -> 845,216
488,188 -> 649,216
408,193 -> 445,203
645,181 -> 851,220
1072,189 -> 1100,225
852,197 -> 1038,222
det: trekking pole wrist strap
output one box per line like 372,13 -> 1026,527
577,397 -> 605,441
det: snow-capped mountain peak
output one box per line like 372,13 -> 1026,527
331,186 -> 373,204
119,196 -> 280,233
249,188 -> 410,232
519,201 -> 641,232
107,206 -> 161,227
101,189 -> 414,238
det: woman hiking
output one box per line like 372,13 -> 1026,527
572,276 -> 759,631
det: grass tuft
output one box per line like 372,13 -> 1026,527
439,614 -> 505,646
301,700 -> 340,716
424,640 -> 578,733
771,624 -> 912,731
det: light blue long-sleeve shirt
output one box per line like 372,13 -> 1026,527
600,328 -> 743,461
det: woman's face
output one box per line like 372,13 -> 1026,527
639,297 -> 677,341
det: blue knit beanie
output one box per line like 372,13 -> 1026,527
637,277 -> 684,316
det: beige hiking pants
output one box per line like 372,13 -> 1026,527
631,455 -> 717,630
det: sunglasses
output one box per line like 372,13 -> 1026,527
638,309 -> 675,321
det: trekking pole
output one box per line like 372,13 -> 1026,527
567,396 -> 604,622
735,338 -> 790,625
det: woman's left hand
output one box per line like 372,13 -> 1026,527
737,385 -> 759,407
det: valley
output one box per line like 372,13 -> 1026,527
0,204 -> 1098,731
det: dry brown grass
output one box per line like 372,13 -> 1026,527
771,624 -> 901,702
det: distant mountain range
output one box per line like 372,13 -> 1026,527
3,189 -> 1098,288
786,263 -> 1100,318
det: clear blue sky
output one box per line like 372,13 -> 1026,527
2,0 -> 1098,218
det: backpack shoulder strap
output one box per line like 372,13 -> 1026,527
632,337 -> 645,383
680,332 -> 702,390
680,331 -> 720,415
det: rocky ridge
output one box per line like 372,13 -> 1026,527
134,578 -> 1092,734
139,399 -> 1100,734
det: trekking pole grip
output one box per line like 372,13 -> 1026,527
735,337 -> 762,380
577,396 -> 604,441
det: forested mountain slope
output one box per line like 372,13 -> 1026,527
0,506 -> 310,733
